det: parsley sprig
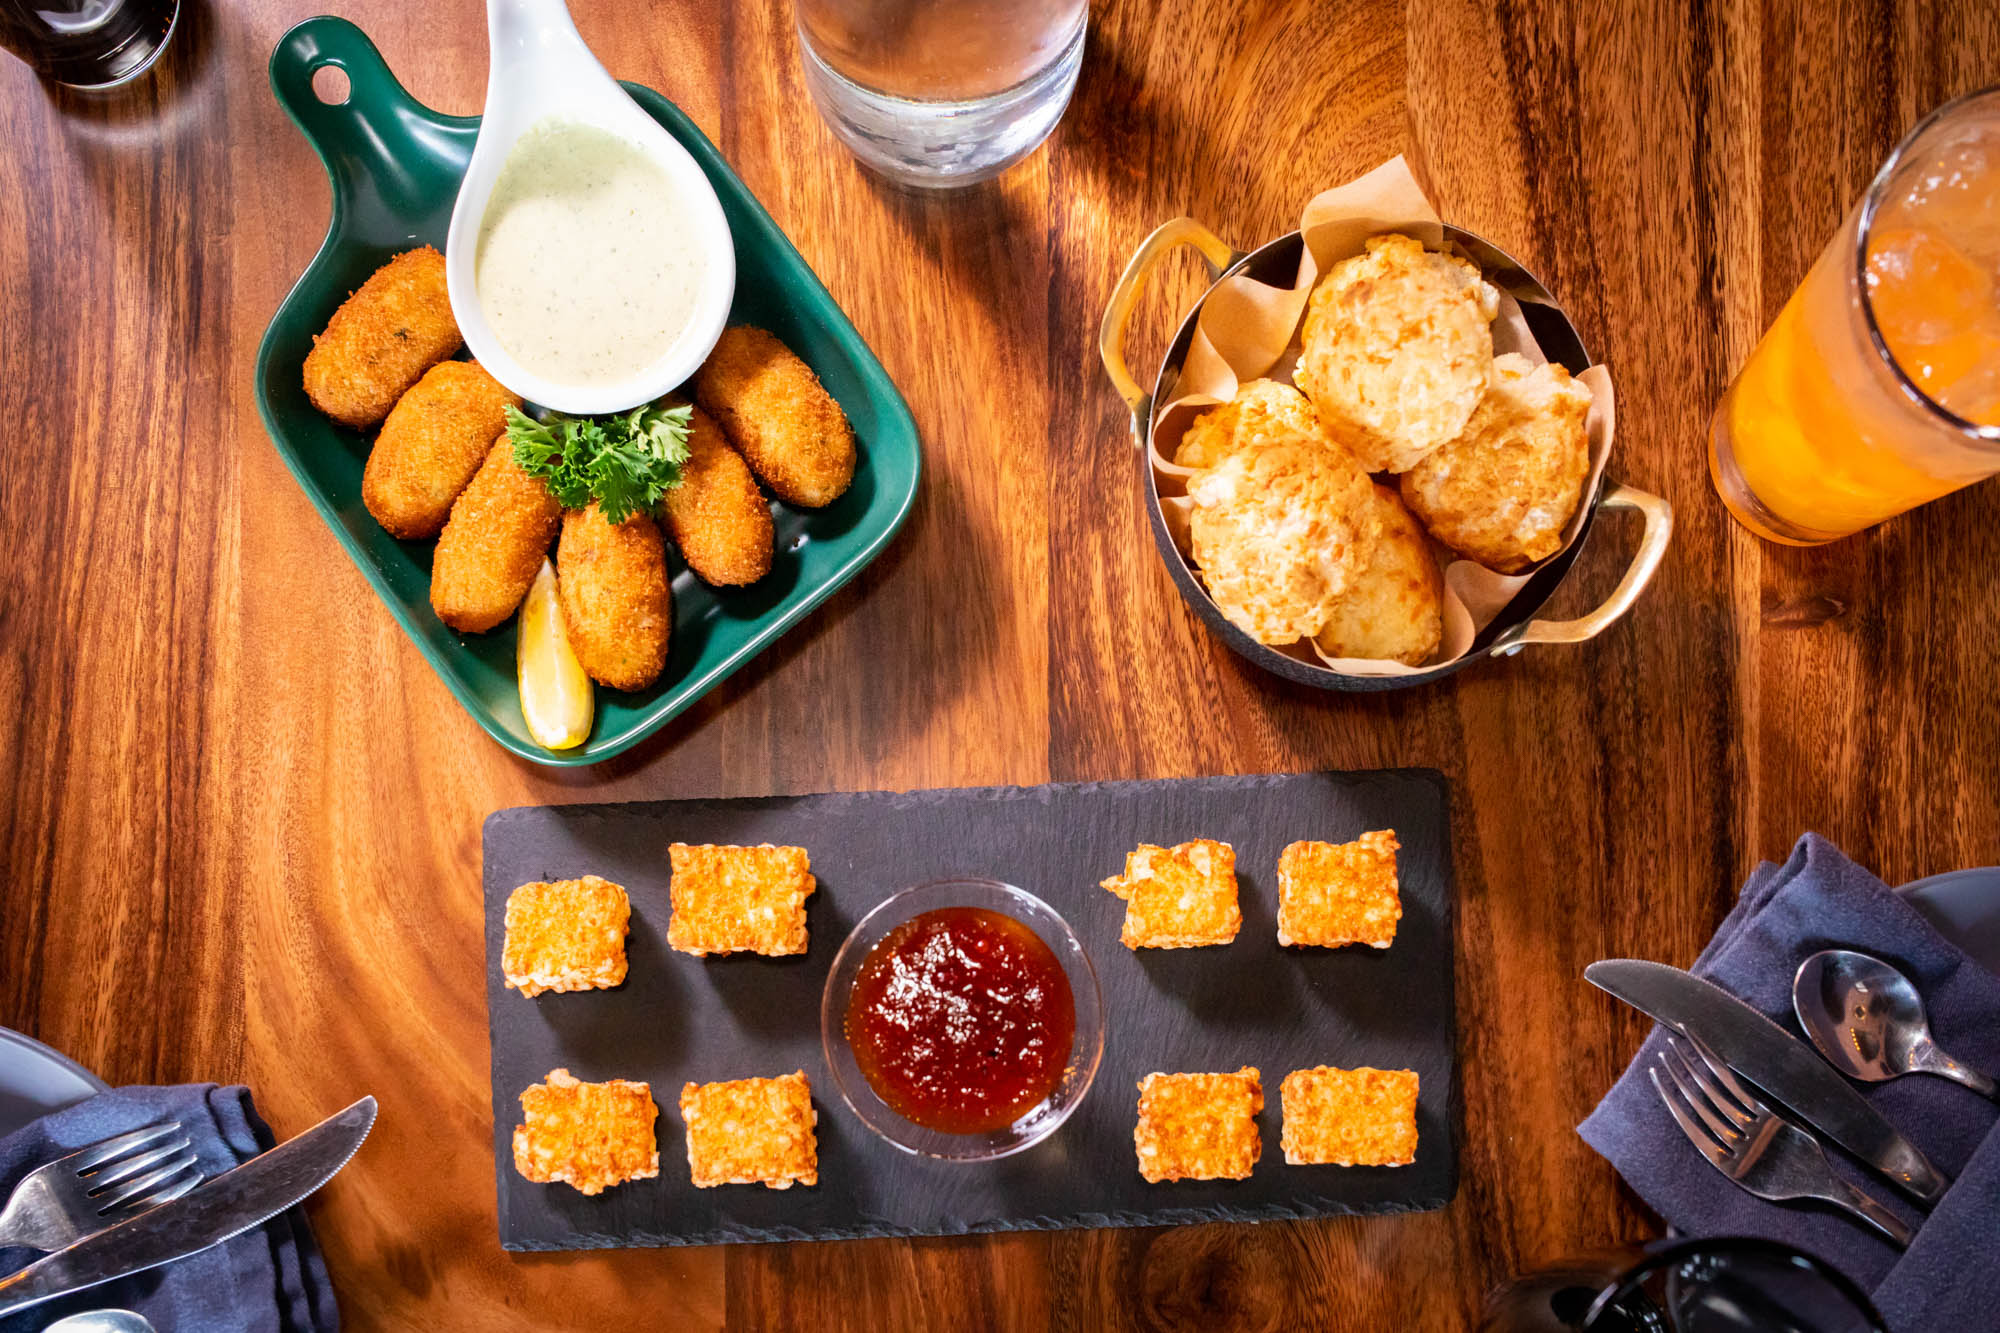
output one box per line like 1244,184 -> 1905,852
507,402 -> 692,524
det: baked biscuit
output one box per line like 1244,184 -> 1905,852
1185,440 -> 1378,645
1279,1066 -> 1419,1166
1400,353 -> 1593,573
1173,379 -> 1331,471
1134,1068 -> 1263,1183
680,1071 -> 818,1189
512,1068 -> 659,1195
502,875 -> 631,997
1314,485 -> 1443,666
1277,831 -> 1401,948
667,843 -> 815,957
1294,233 -> 1500,473
1101,840 -> 1240,948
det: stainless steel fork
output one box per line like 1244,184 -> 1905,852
0,1122 -> 202,1251
1650,1032 -> 1915,1249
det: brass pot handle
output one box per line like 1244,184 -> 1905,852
1500,483 -> 1674,649
1098,218 -> 1243,446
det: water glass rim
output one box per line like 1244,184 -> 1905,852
1853,81 -> 2000,446
1583,1235 -> 1886,1331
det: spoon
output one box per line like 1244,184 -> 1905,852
43,1312 -> 156,1333
1793,948 -> 1999,1099
444,0 -> 735,415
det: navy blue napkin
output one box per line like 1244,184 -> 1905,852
1579,834 -> 2000,1332
0,1084 -> 338,1333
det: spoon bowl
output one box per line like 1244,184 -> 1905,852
444,0 -> 735,414
1793,948 -> 1999,1099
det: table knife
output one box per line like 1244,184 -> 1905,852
0,1096 -> 376,1319
1585,959 -> 1949,1205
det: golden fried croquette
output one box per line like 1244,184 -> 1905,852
361,360 -> 521,540
1133,1069 -> 1263,1183
694,326 -> 855,508
662,404 -> 774,587
430,436 -> 562,632
303,246 -> 462,429
1294,233 -> 1499,473
557,502 -> 672,691
1280,1066 -> 1418,1167
1185,440 -> 1378,646
1173,379 -> 1332,470
1313,485 -> 1443,666
1400,353 -> 1593,573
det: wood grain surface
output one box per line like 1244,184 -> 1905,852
2,0 -> 1996,1328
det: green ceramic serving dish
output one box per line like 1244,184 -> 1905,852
255,17 -> 920,766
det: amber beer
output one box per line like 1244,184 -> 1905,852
1709,86 -> 2000,544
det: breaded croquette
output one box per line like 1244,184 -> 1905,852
662,404 -> 774,587
694,326 -> 855,508
1173,378 -> 1333,471
362,360 -> 521,540
1314,485 -> 1443,666
557,502 -> 671,691
303,246 -> 462,429
512,1068 -> 658,1195
1280,1066 -> 1419,1167
1133,1068 -> 1263,1183
431,436 -> 563,633
1277,830 -> 1402,949
1400,353 -> 1593,573
1294,233 -> 1500,473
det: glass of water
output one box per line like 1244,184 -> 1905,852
794,0 -> 1086,189
0,0 -> 179,89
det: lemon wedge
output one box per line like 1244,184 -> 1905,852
518,558 -> 593,750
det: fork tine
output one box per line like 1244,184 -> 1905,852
93,1153 -> 199,1213
1657,1049 -> 1742,1145
67,1122 -> 181,1172
1649,1066 -> 1728,1166
81,1138 -> 193,1191
1665,1035 -> 1754,1128
1679,1032 -> 1766,1111
142,1169 -> 202,1209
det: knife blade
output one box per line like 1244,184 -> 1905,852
0,1095 -> 376,1319
1585,960 -> 1948,1205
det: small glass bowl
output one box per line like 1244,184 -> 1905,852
820,878 -> 1105,1161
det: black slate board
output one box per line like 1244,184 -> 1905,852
482,770 -> 1457,1250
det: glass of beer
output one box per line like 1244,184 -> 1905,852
0,0 -> 179,89
1709,85 -> 2000,544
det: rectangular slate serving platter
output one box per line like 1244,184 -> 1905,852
482,769 -> 1457,1249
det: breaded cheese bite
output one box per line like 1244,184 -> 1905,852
1400,352 -> 1594,573
1185,439 -> 1379,646
680,1071 -> 818,1189
1313,485 -> 1443,666
362,359 -> 522,540
502,875 -> 630,997
666,843 -> 815,957
1173,379 -> 1333,471
662,403 -> 774,587
557,503 -> 672,691
431,436 -> 563,633
512,1068 -> 659,1195
1280,1066 -> 1419,1167
694,326 -> 856,508
303,246 -> 462,429
1294,233 -> 1500,473
1134,1068 -> 1263,1183
1101,840 -> 1240,948
1277,831 -> 1401,948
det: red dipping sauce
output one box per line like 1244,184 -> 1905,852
844,906 -> 1076,1134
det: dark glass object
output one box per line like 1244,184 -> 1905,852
0,0 -> 178,89
1483,1239 -> 1886,1333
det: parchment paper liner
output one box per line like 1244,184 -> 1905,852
1148,158 -> 1617,677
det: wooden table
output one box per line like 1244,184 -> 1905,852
4,1 -> 1997,1327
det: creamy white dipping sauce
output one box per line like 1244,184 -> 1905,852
474,120 -> 703,387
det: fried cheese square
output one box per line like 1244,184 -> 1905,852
680,1071 -> 818,1189
1133,1068 -> 1263,1183
1101,840 -> 1241,948
1277,831 -> 1401,948
512,1068 -> 659,1195
1280,1066 -> 1419,1166
667,843 -> 815,957
502,875 -> 631,997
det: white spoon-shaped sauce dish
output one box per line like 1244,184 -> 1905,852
446,0 -> 735,415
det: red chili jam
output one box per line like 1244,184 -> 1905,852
844,906 -> 1076,1134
